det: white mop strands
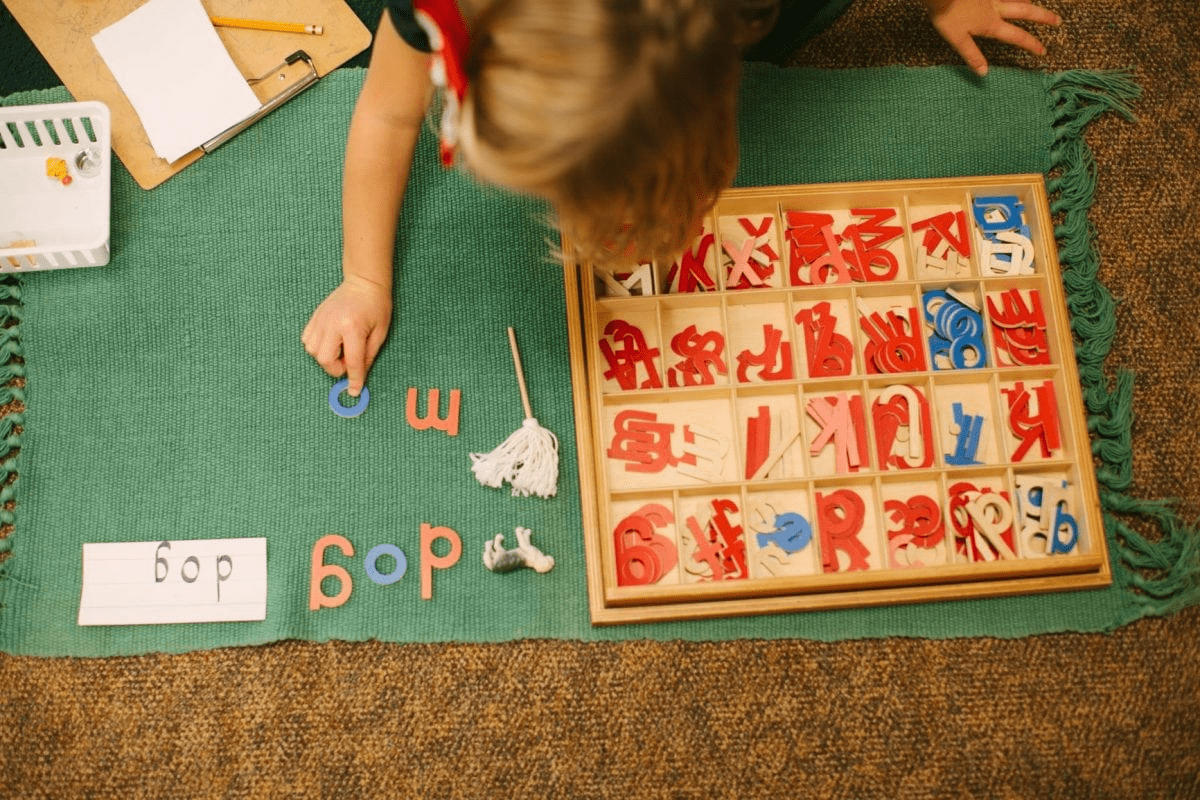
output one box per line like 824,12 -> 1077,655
469,328 -> 560,498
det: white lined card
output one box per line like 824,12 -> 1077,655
79,538 -> 267,626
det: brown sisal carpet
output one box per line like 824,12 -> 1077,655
1,0 -> 1197,797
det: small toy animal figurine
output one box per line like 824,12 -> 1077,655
483,526 -> 554,574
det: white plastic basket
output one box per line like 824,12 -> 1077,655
0,100 -> 112,273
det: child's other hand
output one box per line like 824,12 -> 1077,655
302,276 -> 393,397
920,0 -> 1061,76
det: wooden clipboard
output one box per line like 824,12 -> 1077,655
3,0 -> 372,189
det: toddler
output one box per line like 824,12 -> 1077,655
302,0 -> 1060,397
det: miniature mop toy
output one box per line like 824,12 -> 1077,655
470,327 -> 559,498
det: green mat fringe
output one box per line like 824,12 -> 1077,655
0,274 -> 22,567
1044,68 -> 1200,615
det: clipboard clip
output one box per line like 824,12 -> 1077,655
201,51 -> 319,154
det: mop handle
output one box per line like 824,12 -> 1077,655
508,327 -> 535,420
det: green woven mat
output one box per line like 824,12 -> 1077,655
2,64 -> 1194,656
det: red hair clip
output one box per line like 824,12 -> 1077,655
414,0 -> 470,167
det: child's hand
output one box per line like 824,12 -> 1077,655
302,275 -> 393,397
920,0 -> 1061,76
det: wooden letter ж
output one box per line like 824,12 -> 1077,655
406,388 -> 462,437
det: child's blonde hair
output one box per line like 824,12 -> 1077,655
458,0 -> 762,267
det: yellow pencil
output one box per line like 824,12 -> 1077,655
210,16 -> 324,35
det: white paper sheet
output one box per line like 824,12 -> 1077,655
79,538 -> 268,625
92,0 -> 262,163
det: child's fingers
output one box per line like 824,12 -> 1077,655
301,309 -> 332,364
312,330 -> 348,380
363,324 -> 390,374
940,27 -> 990,75
999,1 -> 1062,27
342,333 -> 368,397
300,313 -> 323,357
990,20 -> 1048,56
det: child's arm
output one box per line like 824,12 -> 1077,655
919,0 -> 1061,76
302,10 -> 433,397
